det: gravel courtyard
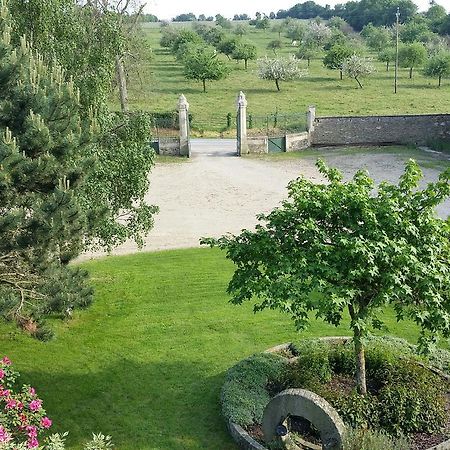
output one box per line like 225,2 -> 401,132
81,140 -> 450,260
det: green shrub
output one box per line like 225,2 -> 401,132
330,392 -> 380,429
343,428 -> 410,450
221,353 -> 288,426
284,340 -> 332,390
376,361 -> 446,434
426,138 -> 450,153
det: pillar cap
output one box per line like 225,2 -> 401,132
178,94 -> 189,110
236,91 -> 247,109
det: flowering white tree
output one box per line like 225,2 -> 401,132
342,55 -> 375,88
304,22 -> 332,48
257,55 -> 307,91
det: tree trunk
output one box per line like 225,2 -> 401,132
349,304 -> 367,395
275,79 -> 280,91
355,76 -> 363,89
354,334 -> 367,395
439,75 -> 442,87
115,55 -> 128,112
202,79 -> 207,93
245,59 -> 248,70
340,69 -> 343,80
307,58 -> 310,67
409,67 -> 413,79
386,61 -> 389,72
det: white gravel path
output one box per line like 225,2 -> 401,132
79,140 -> 450,261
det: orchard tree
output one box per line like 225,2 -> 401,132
257,55 -> 306,91
399,42 -> 427,78
183,44 -> 230,92
296,41 -> 320,67
323,44 -> 354,79
255,17 -> 270,31
361,24 -> 392,52
202,160 -> 450,395
231,42 -> 257,69
272,22 -> 285,39
218,36 -> 240,59
378,47 -> 396,71
234,23 -> 248,36
423,51 -> 450,87
267,39 -> 283,55
342,54 -> 375,88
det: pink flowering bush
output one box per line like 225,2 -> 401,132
0,357 -> 113,450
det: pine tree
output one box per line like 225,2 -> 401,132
0,3 -> 94,338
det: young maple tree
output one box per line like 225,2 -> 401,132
203,160 -> 450,394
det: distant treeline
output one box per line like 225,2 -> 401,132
170,1 -> 450,34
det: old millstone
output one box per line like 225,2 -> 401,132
262,388 -> 345,450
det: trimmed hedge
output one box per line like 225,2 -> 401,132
221,353 -> 288,427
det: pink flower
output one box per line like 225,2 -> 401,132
0,389 -> 10,397
28,399 -> 42,412
26,425 -> 37,438
20,413 -> 28,424
1,357 -> 11,366
29,387 -> 35,396
0,369 -> 4,379
6,399 -> 16,409
41,417 -> 52,429
27,437 -> 39,448
0,426 -> 11,443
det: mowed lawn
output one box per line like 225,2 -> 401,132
120,22 -> 450,132
0,248 -> 424,449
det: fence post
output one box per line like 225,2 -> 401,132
307,105 -> 316,133
178,94 -> 190,157
236,91 -> 249,156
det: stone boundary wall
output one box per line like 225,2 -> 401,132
152,137 -> 182,156
311,114 -> 450,147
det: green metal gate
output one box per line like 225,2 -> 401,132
268,136 -> 286,152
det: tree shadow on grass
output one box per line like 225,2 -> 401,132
21,360 -> 234,450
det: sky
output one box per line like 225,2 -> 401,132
145,0 -> 447,21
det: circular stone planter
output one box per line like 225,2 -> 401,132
225,338 -> 450,450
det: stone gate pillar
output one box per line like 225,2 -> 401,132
236,91 -> 249,156
178,94 -> 191,157
307,105 -> 316,132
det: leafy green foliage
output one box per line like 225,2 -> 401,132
203,160 -> 450,395
399,42 -> 428,78
343,428 -> 410,450
9,0 -> 158,253
423,51 -> 450,86
283,340 -> 332,390
323,44 -> 354,78
182,44 -> 230,92
231,42 -> 257,69
221,353 -> 288,426
377,47 -> 396,71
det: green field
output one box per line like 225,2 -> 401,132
0,248 -> 425,449
122,22 -> 450,133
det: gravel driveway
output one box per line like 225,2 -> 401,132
80,140 -> 450,260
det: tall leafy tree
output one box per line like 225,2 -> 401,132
423,51 -> 450,87
183,44 -> 230,92
399,42 -> 428,78
378,47 -> 396,71
10,0 -> 158,252
203,160 -> 450,395
231,42 -> 257,69
323,44 -> 354,79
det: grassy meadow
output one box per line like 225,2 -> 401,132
120,21 -> 450,133
0,248 -> 426,449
